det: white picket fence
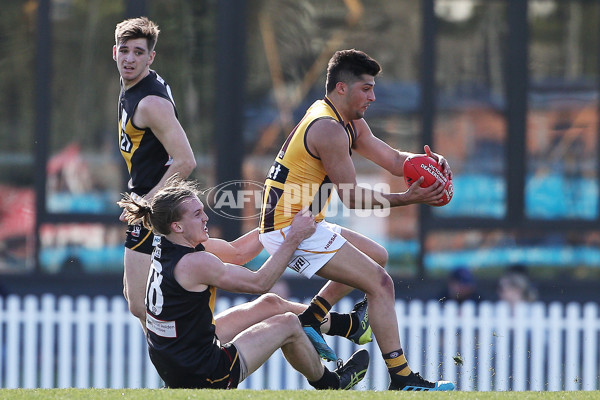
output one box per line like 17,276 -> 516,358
0,294 -> 599,391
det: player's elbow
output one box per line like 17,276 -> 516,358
233,252 -> 257,267
244,276 -> 274,294
230,253 -> 246,266
234,245 -> 262,266
344,197 -> 357,209
337,190 -> 359,209
255,280 -> 275,294
170,157 -> 197,180
182,157 -> 197,175
343,196 -> 369,210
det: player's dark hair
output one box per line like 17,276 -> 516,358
115,16 -> 160,51
325,49 -> 381,94
117,176 -> 201,235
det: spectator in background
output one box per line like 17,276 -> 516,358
438,267 -> 480,304
497,265 -> 538,309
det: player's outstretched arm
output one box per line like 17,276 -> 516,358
309,119 -> 444,208
351,118 -> 409,176
203,228 -> 263,265
176,209 -> 315,294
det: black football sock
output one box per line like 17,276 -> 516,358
324,311 -> 356,337
384,348 -> 412,377
308,366 -> 340,390
298,295 -> 331,327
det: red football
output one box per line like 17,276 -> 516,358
403,154 -> 453,206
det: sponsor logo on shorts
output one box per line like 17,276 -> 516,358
324,233 -> 338,250
289,256 -> 310,273
146,313 -> 177,338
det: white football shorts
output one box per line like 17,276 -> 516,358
259,220 -> 347,279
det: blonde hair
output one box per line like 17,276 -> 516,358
117,176 -> 201,235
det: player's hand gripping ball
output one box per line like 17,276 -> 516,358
403,154 -> 453,206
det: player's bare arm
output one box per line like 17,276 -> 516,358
176,210 -> 315,294
133,95 -> 197,199
353,119 -> 453,181
351,118 -> 407,174
203,228 -> 263,265
308,119 -> 444,208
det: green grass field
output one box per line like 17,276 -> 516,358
0,389 -> 598,400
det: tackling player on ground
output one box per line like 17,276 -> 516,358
119,177 -> 369,389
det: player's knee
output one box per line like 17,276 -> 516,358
276,312 -> 303,338
367,267 -> 395,298
259,293 -> 288,313
372,244 -> 389,268
380,269 -> 395,296
281,311 -> 301,325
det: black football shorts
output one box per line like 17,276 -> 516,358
124,224 -> 156,255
